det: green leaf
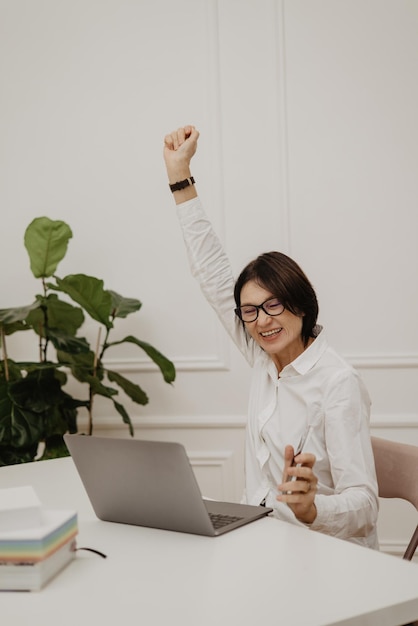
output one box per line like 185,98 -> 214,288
0,321 -> 31,337
27,294 -> 85,336
83,374 -> 118,398
46,328 -> 90,355
42,397 -> 82,439
0,372 -> 83,461
0,379 -> 45,447
107,369 -> 148,405
0,359 -> 23,381
108,290 -> 142,319
53,274 -> 113,329
111,399 -> 134,436
57,350 -> 97,382
41,408 -> 70,440
0,301 -> 41,327
9,369 -> 67,413
17,361 -> 67,374
40,434 -> 71,460
24,217 -> 72,278
58,352 -> 113,398
0,445 -> 38,466
106,336 -> 176,383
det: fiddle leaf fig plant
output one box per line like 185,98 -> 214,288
0,217 -> 176,466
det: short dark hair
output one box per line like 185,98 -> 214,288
233,251 -> 319,346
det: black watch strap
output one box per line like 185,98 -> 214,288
169,176 -> 195,192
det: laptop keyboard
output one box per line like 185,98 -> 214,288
209,512 -> 244,529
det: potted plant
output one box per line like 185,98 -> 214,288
0,217 -> 175,465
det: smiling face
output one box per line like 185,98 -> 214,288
233,251 -> 319,349
240,280 -> 308,373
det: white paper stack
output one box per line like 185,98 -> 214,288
0,486 -> 78,591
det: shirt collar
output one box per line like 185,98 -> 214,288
279,325 -> 327,378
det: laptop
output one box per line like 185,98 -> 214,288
64,434 -> 272,536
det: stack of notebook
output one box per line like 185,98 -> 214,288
0,486 -> 78,591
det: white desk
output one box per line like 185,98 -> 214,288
2,457 -> 418,626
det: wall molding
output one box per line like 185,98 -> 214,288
83,412 -> 418,432
188,449 -> 236,500
188,450 -> 234,464
347,354 -> 418,369
371,414 -> 418,429
102,352 -> 418,374
103,353 -> 230,373
82,414 -> 247,432
275,0 -> 292,254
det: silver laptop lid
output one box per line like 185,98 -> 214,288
64,434 -> 272,536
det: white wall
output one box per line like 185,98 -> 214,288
1,0 -> 417,556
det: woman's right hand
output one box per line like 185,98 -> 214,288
277,445 -> 318,525
163,125 -> 199,183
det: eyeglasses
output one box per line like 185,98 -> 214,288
234,297 -> 285,323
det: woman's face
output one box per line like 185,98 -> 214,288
239,280 -> 307,371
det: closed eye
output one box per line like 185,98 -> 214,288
265,299 -> 282,312
241,306 -> 257,316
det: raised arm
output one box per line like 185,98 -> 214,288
162,125 -> 258,366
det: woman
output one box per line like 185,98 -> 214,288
163,125 -> 379,548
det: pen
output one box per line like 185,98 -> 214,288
286,423 -> 313,487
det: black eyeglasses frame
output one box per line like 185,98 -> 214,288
234,297 -> 285,323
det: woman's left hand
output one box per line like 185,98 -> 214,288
277,445 -> 318,524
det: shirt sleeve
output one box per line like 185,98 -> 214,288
176,197 -> 257,365
309,368 -> 379,540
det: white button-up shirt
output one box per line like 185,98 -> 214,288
177,197 -> 379,549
